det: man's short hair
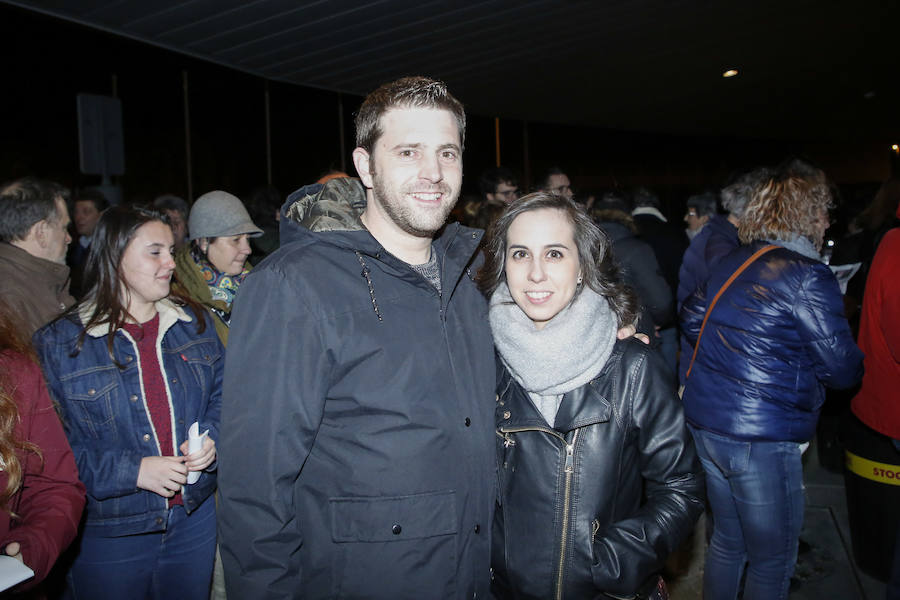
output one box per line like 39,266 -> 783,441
686,192 -> 718,218
153,194 -> 190,219
479,167 -> 517,197
596,189 -> 633,215
534,167 -> 567,192
0,177 -> 69,242
632,186 -> 661,209
721,167 -> 772,219
74,188 -> 110,213
354,76 -> 466,153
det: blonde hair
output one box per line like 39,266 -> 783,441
738,174 -> 832,245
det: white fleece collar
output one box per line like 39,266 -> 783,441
79,298 -> 192,338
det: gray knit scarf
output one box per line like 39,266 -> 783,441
765,234 -> 822,261
489,283 -> 618,426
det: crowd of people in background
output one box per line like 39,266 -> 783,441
0,74 -> 897,599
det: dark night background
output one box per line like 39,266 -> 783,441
2,4 -> 896,220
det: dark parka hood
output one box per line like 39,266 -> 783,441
276,177 -> 485,324
280,177 -> 481,248
280,177 -> 368,243
278,176 -> 483,278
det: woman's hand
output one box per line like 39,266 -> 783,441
4,542 -> 22,563
180,436 -> 216,473
137,456 -> 188,497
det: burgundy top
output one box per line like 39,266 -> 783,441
0,351 -> 85,587
122,314 -> 183,507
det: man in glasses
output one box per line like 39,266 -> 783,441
468,166 -> 520,229
480,166 -> 520,206
683,191 -> 717,241
535,166 -> 574,200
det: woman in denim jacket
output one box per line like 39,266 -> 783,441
34,206 -> 223,599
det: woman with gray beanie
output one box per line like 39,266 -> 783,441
173,190 -> 262,345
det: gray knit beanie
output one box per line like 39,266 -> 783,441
189,190 -> 263,240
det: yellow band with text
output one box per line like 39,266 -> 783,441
845,450 -> 900,486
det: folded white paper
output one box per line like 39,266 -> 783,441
0,555 -> 34,592
186,421 -> 209,485
829,263 -> 861,296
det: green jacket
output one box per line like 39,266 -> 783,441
173,246 -> 248,346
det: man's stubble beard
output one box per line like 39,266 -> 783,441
371,167 -> 458,239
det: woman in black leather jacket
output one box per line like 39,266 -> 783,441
478,192 -> 704,600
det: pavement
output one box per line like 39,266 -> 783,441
664,436 -> 890,600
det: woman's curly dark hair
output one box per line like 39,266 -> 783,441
476,192 -> 638,328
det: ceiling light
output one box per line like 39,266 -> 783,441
893,144 -> 899,153
722,69 -> 739,78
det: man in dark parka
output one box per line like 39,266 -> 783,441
217,77 -> 496,599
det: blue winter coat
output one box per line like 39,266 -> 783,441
217,179 -> 496,600
676,214 -> 740,384
34,300 -> 223,537
680,240 -> 863,442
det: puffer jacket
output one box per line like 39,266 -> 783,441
676,214 -> 740,385
33,299 -> 223,537
680,240 -> 864,442
493,339 -> 704,600
217,178 -> 496,599
676,214 -> 739,308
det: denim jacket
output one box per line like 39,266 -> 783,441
34,299 -> 223,537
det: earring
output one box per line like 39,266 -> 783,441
577,276 -> 583,285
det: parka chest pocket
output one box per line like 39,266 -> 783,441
60,370 -> 120,440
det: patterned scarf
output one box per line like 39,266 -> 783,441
190,245 -> 250,308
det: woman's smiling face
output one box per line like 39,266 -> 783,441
504,208 -> 581,330
119,221 -> 175,318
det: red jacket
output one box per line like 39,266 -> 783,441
852,225 -> 900,440
0,351 -> 85,587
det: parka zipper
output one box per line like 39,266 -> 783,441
498,424 -> 580,599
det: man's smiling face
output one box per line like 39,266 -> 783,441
362,107 -> 463,238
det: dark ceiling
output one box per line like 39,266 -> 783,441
6,0 -> 900,142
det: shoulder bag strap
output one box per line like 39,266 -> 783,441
685,244 -> 779,379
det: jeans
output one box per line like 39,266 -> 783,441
688,425 -> 804,600
64,496 -> 216,600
